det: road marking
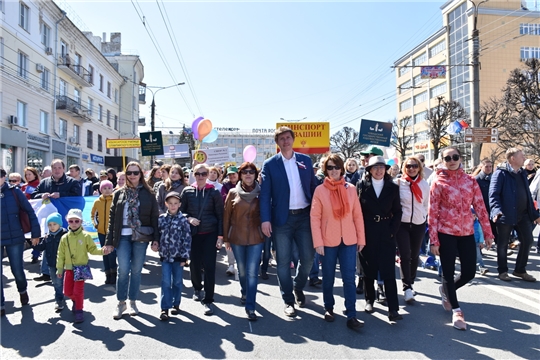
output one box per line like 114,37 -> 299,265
483,283 -> 540,310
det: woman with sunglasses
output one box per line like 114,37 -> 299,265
223,162 -> 264,321
357,156 -> 403,322
311,154 -> 366,330
104,161 -> 159,319
156,164 -> 185,215
395,156 -> 429,303
180,163 -> 224,316
429,146 -> 493,330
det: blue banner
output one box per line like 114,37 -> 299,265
358,119 -> 392,147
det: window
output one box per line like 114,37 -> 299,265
73,89 -> 80,104
17,101 -> 27,127
60,40 -> 67,57
59,79 -> 67,96
414,91 -> 428,105
114,115 -> 118,130
19,2 -> 29,31
87,98 -> 93,116
413,74 -> 427,87
399,80 -> 411,94
521,47 -> 540,60
106,110 -> 111,126
107,82 -> 111,98
73,124 -> 80,143
59,119 -> 67,140
416,130 -> 429,141
0,37 -> 3,66
87,130 -> 93,149
399,98 -> 412,111
40,111 -> 48,134
413,52 -> 427,66
430,82 -> 447,98
41,68 -> 49,91
520,23 -> 540,35
429,41 -> 446,58
98,134 -> 103,152
88,65 -> 94,84
18,51 -> 28,78
98,104 -> 103,121
414,111 -> 427,125
114,89 -> 118,103
99,75 -> 104,92
74,53 -> 81,75
41,23 -> 51,47
399,61 -> 411,77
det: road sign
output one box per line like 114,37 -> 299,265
106,138 -> 141,149
140,131 -> 164,156
464,128 -> 499,143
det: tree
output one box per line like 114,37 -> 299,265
330,126 -> 366,159
391,116 -> 415,164
478,97 -> 511,161
426,96 -> 468,159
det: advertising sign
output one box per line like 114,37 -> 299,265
106,138 -> 141,149
156,144 -> 190,159
90,154 -> 104,164
140,131 -> 164,156
275,122 -> 330,154
421,65 -> 447,79
192,147 -> 230,166
358,119 -> 393,147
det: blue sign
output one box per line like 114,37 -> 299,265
90,154 -> 104,164
156,144 -> 190,159
358,119 -> 392,147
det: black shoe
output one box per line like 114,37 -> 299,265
20,292 -> 29,306
294,289 -> 306,308
364,302 -> 374,313
246,309 -> 257,321
347,317 -> 364,330
284,303 -> 297,317
34,274 -> 51,282
203,303 -> 214,316
309,278 -> 322,287
193,290 -> 203,302
160,310 -> 169,321
240,295 -> 246,305
171,306 -> 180,315
1,308 -> 5,316
31,257 -> 39,264
356,281 -> 364,295
261,272 -> 269,280
324,309 -> 335,322
388,310 -> 403,321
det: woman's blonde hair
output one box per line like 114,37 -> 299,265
401,156 -> 424,179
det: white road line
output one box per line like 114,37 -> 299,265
483,283 -> 540,310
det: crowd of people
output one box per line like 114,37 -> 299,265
1,126 -> 539,331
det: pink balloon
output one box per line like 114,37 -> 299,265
243,145 -> 257,163
191,116 -> 204,140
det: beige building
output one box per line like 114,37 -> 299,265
394,0 -> 540,166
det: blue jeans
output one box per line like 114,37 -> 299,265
476,246 -> 485,268
1,243 -> 27,308
309,253 -> 321,280
273,211 -> 315,304
99,233 -> 117,273
160,261 -> 184,310
48,266 -> 64,303
321,242 -> 357,319
260,236 -> 273,274
116,235 -> 149,302
231,243 -> 264,311
41,251 -> 50,276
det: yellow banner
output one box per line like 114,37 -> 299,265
275,122 -> 330,154
106,139 -> 141,149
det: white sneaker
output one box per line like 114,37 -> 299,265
113,301 -> 127,319
226,265 -> 235,276
129,301 -> 139,316
404,289 -> 415,303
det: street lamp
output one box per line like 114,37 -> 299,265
280,117 -> 307,122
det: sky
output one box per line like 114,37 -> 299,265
58,0 -> 451,136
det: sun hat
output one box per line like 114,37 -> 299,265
66,208 -> 83,220
365,156 -> 390,172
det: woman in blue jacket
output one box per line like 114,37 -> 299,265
1,168 -> 41,316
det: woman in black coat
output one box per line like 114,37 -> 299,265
357,156 -> 403,322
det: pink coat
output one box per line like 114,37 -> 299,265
310,181 -> 366,248
428,167 -> 494,246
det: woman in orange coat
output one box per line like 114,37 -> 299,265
311,153 -> 366,330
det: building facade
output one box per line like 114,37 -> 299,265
394,0 -> 539,165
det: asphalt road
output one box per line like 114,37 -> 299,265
2,232 -> 539,359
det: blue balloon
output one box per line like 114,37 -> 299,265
386,159 -> 395,165
202,129 -> 219,143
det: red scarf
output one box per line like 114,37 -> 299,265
402,174 -> 423,203
323,177 -> 350,219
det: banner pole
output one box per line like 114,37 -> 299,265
122,148 -> 126,171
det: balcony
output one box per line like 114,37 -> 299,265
56,96 -> 92,122
57,55 -> 93,87
139,83 -> 146,104
138,117 -> 146,126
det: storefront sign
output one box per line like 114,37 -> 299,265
90,154 -> 104,164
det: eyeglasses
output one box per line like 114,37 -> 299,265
371,165 -> 386,170
405,164 -> 419,169
443,154 -> 460,162
125,171 -> 140,176
68,219 -> 81,224
194,172 -> 208,177
326,165 -> 341,171
241,169 -> 256,175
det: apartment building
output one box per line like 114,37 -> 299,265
394,0 -> 539,165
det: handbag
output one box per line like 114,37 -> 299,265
12,189 -> 32,233
66,238 -> 93,281
131,226 -> 155,242
190,191 -> 210,236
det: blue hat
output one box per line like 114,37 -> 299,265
46,212 -> 63,227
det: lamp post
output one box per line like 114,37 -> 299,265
469,0 -> 488,166
145,82 -> 185,164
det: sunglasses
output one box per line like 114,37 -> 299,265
68,219 -> 81,224
326,165 -> 341,171
241,169 -> 256,175
443,154 -> 460,162
125,171 -> 140,176
406,164 -> 419,169
194,172 -> 208,177
9,179 -> 19,183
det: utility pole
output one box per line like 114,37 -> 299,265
469,0 -> 488,166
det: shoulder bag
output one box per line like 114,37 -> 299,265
12,189 -> 32,233
131,226 -> 155,242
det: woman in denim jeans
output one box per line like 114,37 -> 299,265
223,162 -> 264,321
104,162 -> 159,319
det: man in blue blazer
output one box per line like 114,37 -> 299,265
260,126 -> 318,317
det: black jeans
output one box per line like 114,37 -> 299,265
438,232 -> 476,310
396,222 -> 426,291
190,231 -> 218,304
363,277 -> 399,312
496,218 -> 534,274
